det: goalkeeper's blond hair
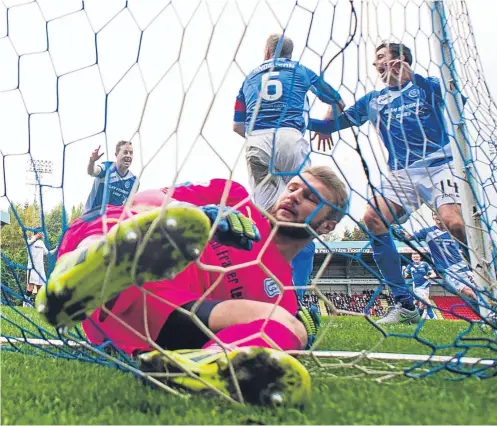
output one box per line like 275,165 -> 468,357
302,165 -> 348,224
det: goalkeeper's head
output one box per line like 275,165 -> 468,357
271,165 -> 349,240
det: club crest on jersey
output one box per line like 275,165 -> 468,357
264,278 -> 281,298
407,88 -> 420,98
125,181 -> 131,189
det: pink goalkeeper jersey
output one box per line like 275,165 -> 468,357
59,179 -> 298,354
160,179 -> 298,310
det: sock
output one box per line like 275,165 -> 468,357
372,233 -> 414,309
292,241 -> 315,304
202,320 -> 302,351
427,305 -> 435,319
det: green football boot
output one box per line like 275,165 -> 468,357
36,205 -> 211,329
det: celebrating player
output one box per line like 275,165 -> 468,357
233,34 -> 344,309
83,141 -> 137,215
36,165 -> 348,407
404,253 -> 437,319
308,41 -> 468,324
394,211 -> 480,314
233,34 -> 344,211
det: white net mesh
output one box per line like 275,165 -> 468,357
1,0 -> 496,405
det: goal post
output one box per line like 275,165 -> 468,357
429,0 -> 497,309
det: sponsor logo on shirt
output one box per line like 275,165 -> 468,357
376,94 -> 393,105
264,278 -> 282,298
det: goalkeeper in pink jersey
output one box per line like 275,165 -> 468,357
36,165 -> 348,407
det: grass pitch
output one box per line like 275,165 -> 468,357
1,307 -> 496,425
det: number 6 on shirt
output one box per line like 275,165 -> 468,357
261,71 -> 283,101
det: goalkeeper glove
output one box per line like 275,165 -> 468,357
200,204 -> 261,251
296,302 -> 321,350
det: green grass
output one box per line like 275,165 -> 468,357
1,307 -> 497,425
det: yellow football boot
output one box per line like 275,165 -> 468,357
36,205 -> 211,329
139,347 -> 311,407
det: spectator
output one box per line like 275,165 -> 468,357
25,232 -> 56,306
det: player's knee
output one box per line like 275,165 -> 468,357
363,208 -> 384,234
462,287 -> 476,300
291,317 -> 308,349
266,305 -> 307,349
446,218 -> 466,241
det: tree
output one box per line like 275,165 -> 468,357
70,203 -> 84,223
1,201 -> 69,301
342,220 -> 370,241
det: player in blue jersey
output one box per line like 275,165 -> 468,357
233,34 -> 345,212
233,34 -> 344,303
308,42 -> 468,324
395,212 -> 479,310
404,252 -> 437,319
83,141 -> 137,215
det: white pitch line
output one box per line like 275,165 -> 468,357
2,337 -> 495,366
0,336 -> 83,347
289,350 -> 497,366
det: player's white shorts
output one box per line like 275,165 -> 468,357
413,286 -> 430,302
377,162 -> 461,222
444,267 -> 475,293
245,127 -> 311,211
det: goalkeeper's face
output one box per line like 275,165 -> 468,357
271,174 -> 338,239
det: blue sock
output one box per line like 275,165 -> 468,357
372,233 -> 414,308
427,305 -> 435,319
292,241 -> 315,303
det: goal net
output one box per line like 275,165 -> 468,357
1,0 -> 496,401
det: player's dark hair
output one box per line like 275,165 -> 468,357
301,165 -> 349,224
116,140 -> 132,154
266,34 -> 293,59
376,41 -> 413,66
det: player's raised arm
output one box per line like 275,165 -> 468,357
87,146 -> 104,177
307,92 -> 371,136
306,68 -> 345,113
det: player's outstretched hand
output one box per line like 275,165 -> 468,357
296,302 -> 321,349
312,132 -> 334,153
200,204 -> 261,251
89,145 -> 104,163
